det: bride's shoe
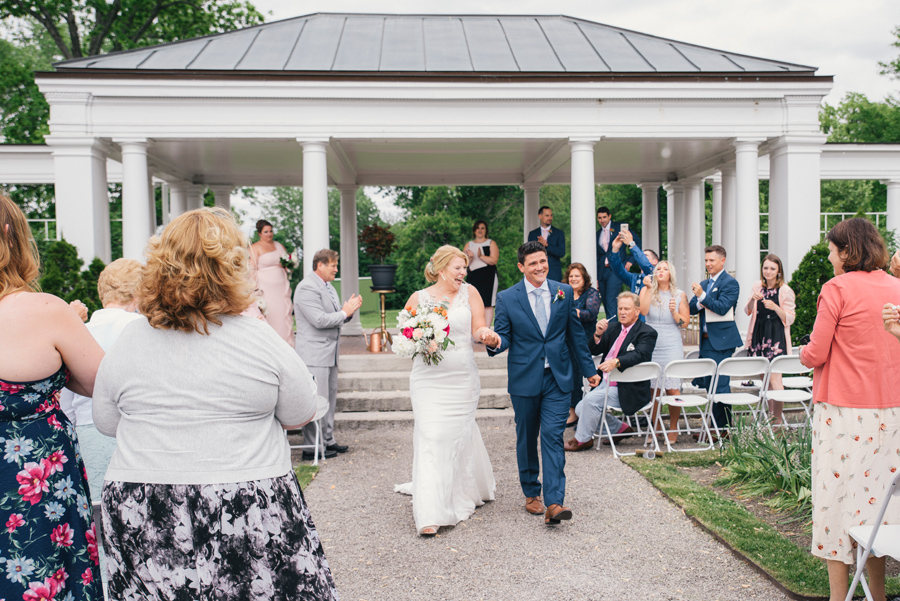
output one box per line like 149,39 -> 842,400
421,526 -> 439,536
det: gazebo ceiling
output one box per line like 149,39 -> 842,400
54,13 -> 815,76
147,137 -> 736,187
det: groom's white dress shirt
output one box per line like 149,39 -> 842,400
524,278 -> 551,368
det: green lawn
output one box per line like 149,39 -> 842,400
294,464 -> 319,490
359,309 -> 400,331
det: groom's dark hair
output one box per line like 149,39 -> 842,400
517,241 -> 547,265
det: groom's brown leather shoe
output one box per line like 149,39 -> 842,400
564,437 -> 594,452
525,496 -> 544,515
544,504 -> 573,525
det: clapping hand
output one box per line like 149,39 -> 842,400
751,289 -> 765,301
883,303 -> 900,341
537,235 -> 548,247
341,294 -> 364,316
691,282 -> 703,297
762,299 -> 778,311
891,251 -> 900,278
69,300 -> 88,322
464,247 -> 474,260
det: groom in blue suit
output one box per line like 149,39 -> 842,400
689,245 -> 744,432
485,241 -> 600,525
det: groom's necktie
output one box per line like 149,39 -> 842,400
531,289 -> 548,337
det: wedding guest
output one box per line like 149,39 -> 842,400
800,218 -> 900,601
744,254 -> 796,425
527,206 -> 566,282
465,220 -> 500,325
596,206 -> 642,318
0,194 -> 104,600
609,230 -> 656,294
639,260 -> 690,443
565,292 -> 658,451
250,219 -> 295,345
93,208 -> 338,600
565,262 -> 601,427
294,249 -> 363,461
60,259 -> 144,501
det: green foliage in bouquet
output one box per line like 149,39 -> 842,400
360,224 -> 396,264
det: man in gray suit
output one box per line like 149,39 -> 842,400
293,249 -> 363,460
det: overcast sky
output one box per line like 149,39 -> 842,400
251,0 -> 899,105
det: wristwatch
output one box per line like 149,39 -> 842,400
615,358 -> 621,368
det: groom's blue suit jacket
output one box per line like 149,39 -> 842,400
488,279 -> 597,397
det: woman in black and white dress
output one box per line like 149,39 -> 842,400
465,220 -> 500,325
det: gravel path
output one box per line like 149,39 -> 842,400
300,422 -> 790,601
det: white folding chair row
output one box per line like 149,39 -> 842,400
654,359 -> 719,453
595,362 -> 662,458
708,356 -> 771,442
288,394 -> 330,466
759,354 -> 814,428
844,470 -> 900,601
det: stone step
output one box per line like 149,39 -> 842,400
333,408 -> 516,430
336,388 -> 510,413
339,351 -> 506,373
338,368 -> 508,392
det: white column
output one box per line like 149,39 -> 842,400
663,183 -> 685,277
639,182 -> 661,254
338,185 -> 363,336
720,166 -> 737,272
768,135 -> 826,278
569,139 -> 599,279
148,177 -> 158,236
117,139 -> 152,261
168,181 -> 188,219
710,175 -> 723,246
210,185 -> 234,211
47,137 -> 111,263
886,180 -> 900,239
300,140 -> 330,277
734,140 -> 763,332
683,179 -> 705,287
186,185 -> 207,211
522,184 -> 541,242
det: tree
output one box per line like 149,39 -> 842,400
786,241 -> 833,347
0,38 -> 50,143
879,25 -> 900,80
36,238 -> 103,312
0,0 -> 263,59
819,92 -> 900,144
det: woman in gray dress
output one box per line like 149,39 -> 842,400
638,260 -> 690,443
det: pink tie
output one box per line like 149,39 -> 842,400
601,228 -> 609,252
606,326 -> 630,387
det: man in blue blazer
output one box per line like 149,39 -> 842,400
527,206 -> 566,282
485,241 -> 600,525
688,245 -> 744,432
596,206 -> 642,318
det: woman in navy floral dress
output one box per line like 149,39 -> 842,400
0,194 -> 105,600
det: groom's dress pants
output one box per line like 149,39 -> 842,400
509,368 -> 570,507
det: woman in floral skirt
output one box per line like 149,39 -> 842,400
0,194 -> 105,600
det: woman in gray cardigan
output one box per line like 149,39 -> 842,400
92,208 -> 338,601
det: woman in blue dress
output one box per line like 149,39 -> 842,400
0,194 -> 104,600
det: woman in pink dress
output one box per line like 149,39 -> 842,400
250,220 -> 294,345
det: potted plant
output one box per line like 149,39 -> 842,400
360,224 -> 397,290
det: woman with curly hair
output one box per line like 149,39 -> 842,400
93,208 -> 338,600
0,194 -> 104,600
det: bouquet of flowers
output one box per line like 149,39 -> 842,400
280,252 -> 300,272
392,300 -> 455,366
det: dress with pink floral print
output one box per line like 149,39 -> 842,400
0,364 -> 100,600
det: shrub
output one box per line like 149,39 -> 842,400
36,239 -> 104,314
787,241 -> 833,346
359,224 -> 396,265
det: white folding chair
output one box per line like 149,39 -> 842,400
844,470 -> 900,601
708,357 -> 770,443
595,362 -> 661,458
684,349 -> 700,360
680,349 -> 703,394
288,394 -> 330,466
760,355 -> 813,429
654,359 -> 718,453
727,347 -> 767,393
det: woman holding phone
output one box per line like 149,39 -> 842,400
465,220 -> 500,325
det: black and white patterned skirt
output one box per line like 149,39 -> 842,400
101,473 -> 339,600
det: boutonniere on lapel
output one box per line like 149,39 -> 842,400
552,288 -> 565,304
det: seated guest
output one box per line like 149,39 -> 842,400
564,292 -> 658,451
565,262 -> 601,427
92,208 -> 339,600
609,230 -> 657,294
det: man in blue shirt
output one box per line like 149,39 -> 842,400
608,231 -> 657,294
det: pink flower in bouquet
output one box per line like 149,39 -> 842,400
428,341 -> 439,352
412,328 -> 424,340
403,327 -> 414,339
444,325 -> 450,334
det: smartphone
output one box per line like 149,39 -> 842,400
621,223 -> 630,233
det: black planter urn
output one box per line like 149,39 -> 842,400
369,264 -> 397,290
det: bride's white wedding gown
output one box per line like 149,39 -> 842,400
395,283 -> 496,533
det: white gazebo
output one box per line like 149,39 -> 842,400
33,12 -> 845,333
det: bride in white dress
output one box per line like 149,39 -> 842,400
395,245 -> 497,536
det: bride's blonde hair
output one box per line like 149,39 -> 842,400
424,245 -> 468,283
649,260 -> 681,307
